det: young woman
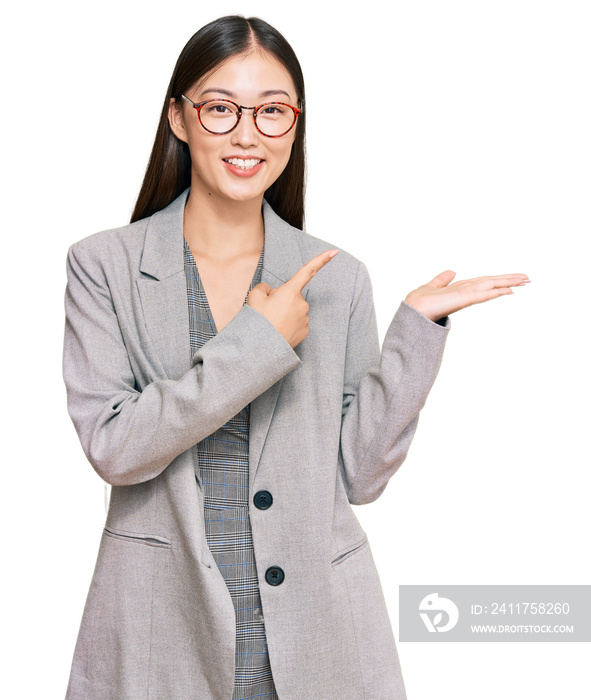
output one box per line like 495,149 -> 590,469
63,15 -> 528,700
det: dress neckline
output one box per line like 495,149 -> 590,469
183,238 -> 264,336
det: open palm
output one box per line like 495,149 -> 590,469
405,270 -> 530,322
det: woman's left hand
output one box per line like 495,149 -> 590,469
404,271 -> 530,322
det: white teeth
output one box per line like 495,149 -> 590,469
224,158 -> 262,169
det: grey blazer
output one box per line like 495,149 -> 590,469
63,188 -> 450,700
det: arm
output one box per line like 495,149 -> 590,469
63,242 -> 302,486
338,261 -> 450,505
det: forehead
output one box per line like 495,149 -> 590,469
193,50 -> 297,102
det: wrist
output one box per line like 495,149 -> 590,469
403,297 -> 446,325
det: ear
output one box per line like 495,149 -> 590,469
168,97 -> 188,144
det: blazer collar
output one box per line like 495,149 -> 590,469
139,188 -> 306,290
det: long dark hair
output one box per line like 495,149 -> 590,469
131,15 -> 306,229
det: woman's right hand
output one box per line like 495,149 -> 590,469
247,249 -> 339,348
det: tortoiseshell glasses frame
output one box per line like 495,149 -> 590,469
180,95 -> 302,138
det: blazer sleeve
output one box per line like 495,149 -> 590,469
63,242 -> 302,486
339,260 -> 450,505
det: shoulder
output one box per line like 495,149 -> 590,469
298,227 -> 360,269
297,227 -> 372,301
263,201 -> 370,295
65,217 -> 151,285
67,218 -> 148,264
66,189 -> 186,280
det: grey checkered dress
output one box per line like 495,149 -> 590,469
184,239 -> 279,700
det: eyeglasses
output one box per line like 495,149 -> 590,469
181,95 -> 302,138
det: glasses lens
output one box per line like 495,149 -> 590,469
255,103 -> 296,136
199,101 -> 239,133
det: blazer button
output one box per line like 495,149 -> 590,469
265,566 -> 285,586
254,490 -> 273,510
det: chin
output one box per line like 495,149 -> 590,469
222,186 -> 268,203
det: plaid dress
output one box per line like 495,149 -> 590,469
184,239 -> 279,700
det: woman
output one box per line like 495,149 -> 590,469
63,15 -> 528,700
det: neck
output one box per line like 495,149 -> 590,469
183,186 -> 265,263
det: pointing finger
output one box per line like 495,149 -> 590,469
286,249 -> 340,293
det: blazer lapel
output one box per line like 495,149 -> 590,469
137,190 -> 190,381
249,201 -> 308,481
136,188 -> 307,479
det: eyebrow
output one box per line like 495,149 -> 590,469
199,87 -> 293,101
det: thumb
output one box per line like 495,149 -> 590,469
426,270 -> 456,288
247,281 -> 272,301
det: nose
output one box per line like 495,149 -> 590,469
230,108 -> 260,148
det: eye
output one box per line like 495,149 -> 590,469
260,104 -> 287,116
204,104 -> 231,114
201,101 -> 237,117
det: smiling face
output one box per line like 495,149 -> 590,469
168,50 -> 299,207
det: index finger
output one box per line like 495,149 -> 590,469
286,249 -> 340,293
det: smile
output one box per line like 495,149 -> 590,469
223,158 -> 263,170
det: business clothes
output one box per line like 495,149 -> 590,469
63,188 -> 450,699
185,239 -> 278,699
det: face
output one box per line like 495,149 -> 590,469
169,50 -> 299,206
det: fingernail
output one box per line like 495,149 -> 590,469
328,249 -> 339,258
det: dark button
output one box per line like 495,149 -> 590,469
254,490 -> 273,510
265,566 -> 285,586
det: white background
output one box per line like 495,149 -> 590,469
2,0 -> 590,698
